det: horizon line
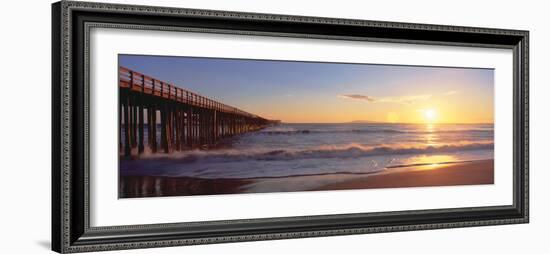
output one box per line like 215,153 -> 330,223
277,121 -> 494,125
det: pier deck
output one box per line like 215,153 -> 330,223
119,66 -> 270,156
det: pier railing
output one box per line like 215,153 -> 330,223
119,66 -> 270,157
119,66 -> 261,119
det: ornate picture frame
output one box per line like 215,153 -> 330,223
52,1 -> 528,253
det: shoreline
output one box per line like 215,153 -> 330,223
315,159 -> 493,191
120,159 -> 494,198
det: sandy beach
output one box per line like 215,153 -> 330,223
120,159 -> 493,198
316,159 -> 493,191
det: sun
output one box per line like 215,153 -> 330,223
423,108 -> 437,122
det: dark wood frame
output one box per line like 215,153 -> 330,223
52,1 -> 529,253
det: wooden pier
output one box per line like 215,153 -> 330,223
119,66 -> 270,157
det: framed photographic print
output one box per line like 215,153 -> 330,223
52,1 -> 529,253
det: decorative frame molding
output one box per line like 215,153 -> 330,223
52,1 -> 529,253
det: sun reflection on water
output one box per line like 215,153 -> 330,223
424,124 -> 439,146
406,154 -> 458,171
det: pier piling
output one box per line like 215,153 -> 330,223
119,66 -> 271,157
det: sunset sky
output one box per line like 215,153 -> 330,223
119,54 -> 494,124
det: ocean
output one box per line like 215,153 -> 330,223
120,123 -> 494,179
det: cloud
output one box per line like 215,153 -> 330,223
337,94 -> 376,102
338,94 -> 431,104
444,90 -> 459,96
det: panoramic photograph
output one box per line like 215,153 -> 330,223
118,54 -> 494,198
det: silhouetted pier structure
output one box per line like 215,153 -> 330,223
119,66 -> 270,157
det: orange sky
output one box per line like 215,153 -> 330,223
121,55 -> 494,124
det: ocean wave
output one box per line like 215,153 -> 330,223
258,128 -> 493,135
145,142 -> 494,164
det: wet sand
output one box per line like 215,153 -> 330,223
120,159 -> 493,198
119,175 -> 252,198
316,159 -> 493,191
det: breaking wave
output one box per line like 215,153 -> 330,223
258,128 -> 493,135
146,142 -> 494,164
